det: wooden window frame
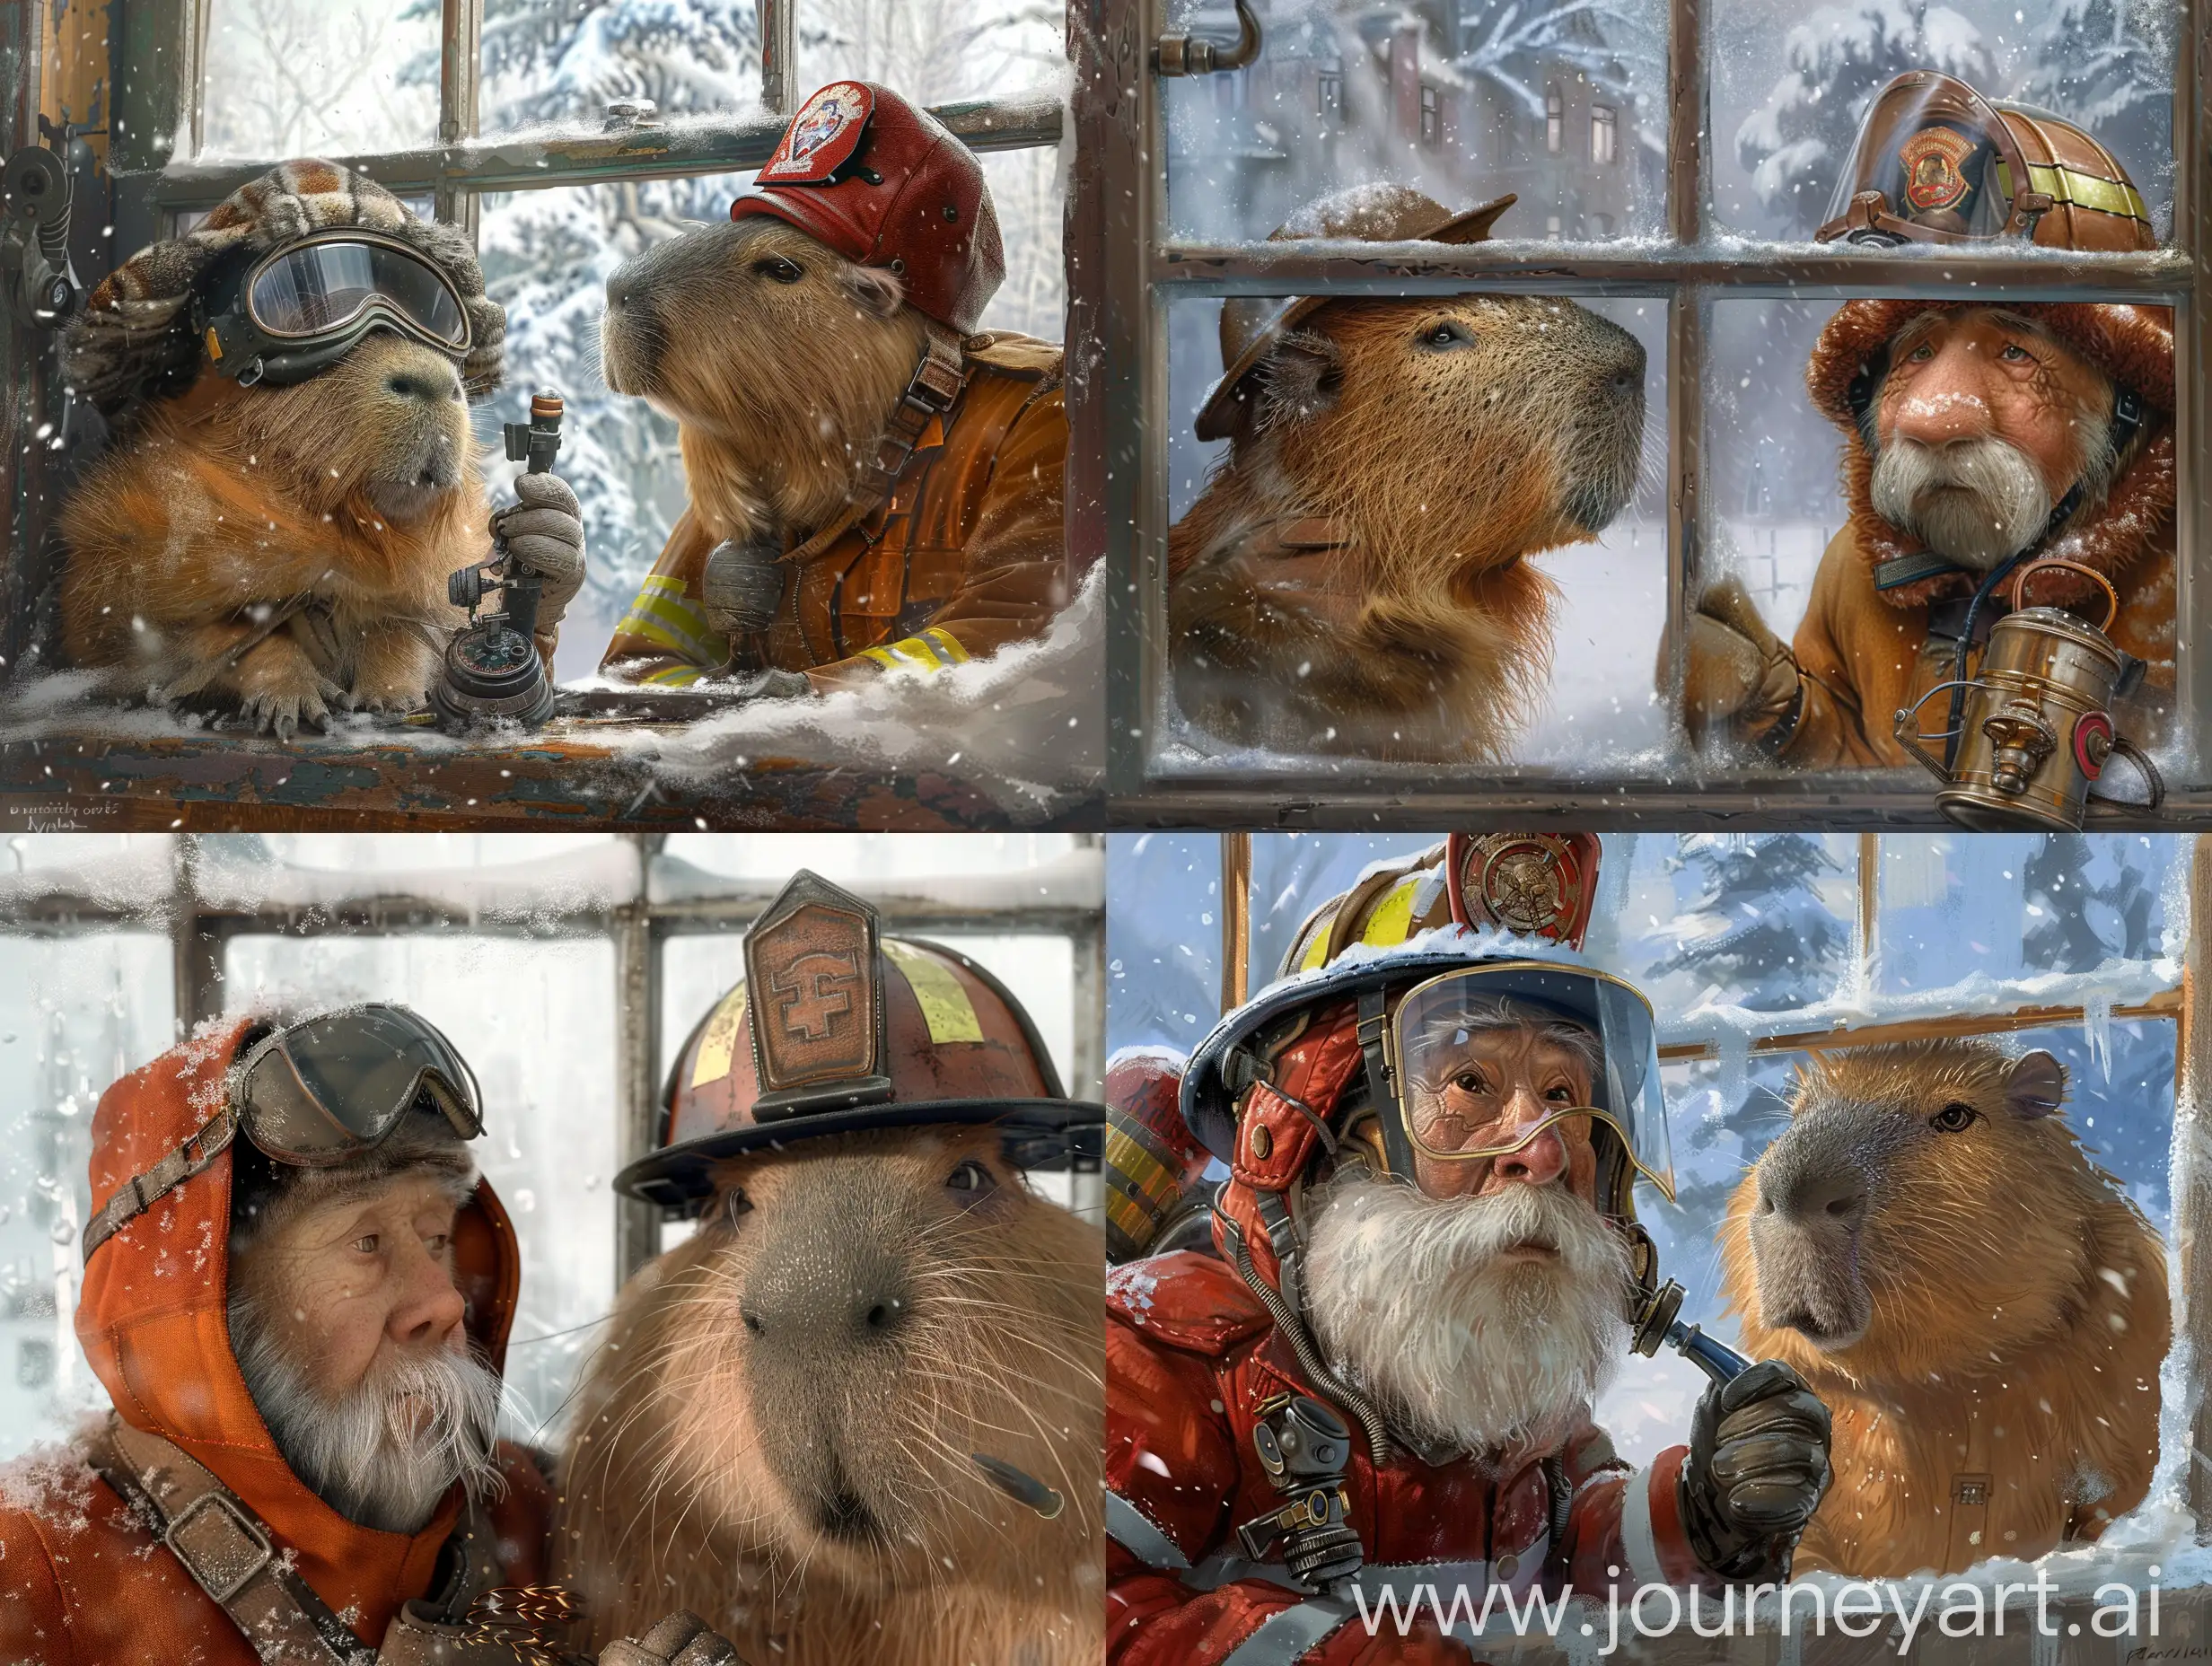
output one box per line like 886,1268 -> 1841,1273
1084,0 -> 2210,829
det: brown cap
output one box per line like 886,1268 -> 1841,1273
1194,185 -> 1516,442
616,870 -> 1102,1211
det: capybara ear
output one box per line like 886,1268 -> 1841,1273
1252,328 -> 1344,434
839,261 -> 907,322
2003,1049 -> 2067,1118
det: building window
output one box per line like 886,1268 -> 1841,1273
1318,67 -> 1343,127
1592,103 -> 1618,165
1420,85 -> 1442,149
1546,87 -> 1564,153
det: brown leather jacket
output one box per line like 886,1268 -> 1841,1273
600,333 -> 1068,690
0,1020 -> 556,1666
1749,495 -> 2175,770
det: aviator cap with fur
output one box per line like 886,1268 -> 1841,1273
66,159 -> 505,420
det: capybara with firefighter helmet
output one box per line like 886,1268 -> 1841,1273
54,162 -> 578,736
1719,1039 -> 2167,1576
1169,188 -> 1647,763
556,872 -> 1103,1666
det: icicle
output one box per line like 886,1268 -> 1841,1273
2083,992 -> 2113,1083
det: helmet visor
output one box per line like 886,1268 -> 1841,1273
1387,962 -> 1673,1201
233,1003 -> 483,1166
1821,73 -> 2028,243
247,235 -> 470,350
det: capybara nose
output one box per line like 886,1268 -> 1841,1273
741,1254 -> 914,1353
1762,1162 -> 1867,1229
384,364 -> 460,406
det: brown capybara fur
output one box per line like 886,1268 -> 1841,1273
59,334 -> 479,735
599,216 -> 926,550
555,1126 -> 1104,1665
1169,295 -> 1646,760
1719,1041 -> 2168,1577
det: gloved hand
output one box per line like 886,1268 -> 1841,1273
723,667 -> 813,702
1680,1359 -> 1833,1583
598,1609 -> 745,1666
1683,574 -> 1800,749
490,472 -> 586,630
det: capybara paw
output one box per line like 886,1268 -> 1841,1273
345,633 -> 437,715
246,685 -> 334,741
233,643 -> 342,741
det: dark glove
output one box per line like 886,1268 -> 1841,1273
1683,574 -> 1802,750
1680,1359 -> 1832,1583
490,472 -> 586,629
724,667 -> 813,702
598,1609 -> 745,1666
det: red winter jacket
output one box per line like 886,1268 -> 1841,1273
1105,1250 -> 1712,1665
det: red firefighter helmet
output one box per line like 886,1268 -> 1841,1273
731,81 -> 1005,334
618,870 -> 1101,1212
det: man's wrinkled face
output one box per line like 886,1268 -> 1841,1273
1868,308 -> 2114,568
1405,1022 -> 1599,1207
245,1172 -> 470,1403
229,1168 -> 502,1534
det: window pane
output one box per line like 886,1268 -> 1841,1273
1162,0 -> 1667,243
477,175 -> 753,683
198,0 -> 439,158
0,934 -> 175,1464
1701,295 -> 2177,782
203,833 -> 619,873
658,832 -> 1083,887
799,0 -> 1067,108
224,934 -> 620,1443
1711,0 -> 2178,242
1161,292 -> 1668,774
479,0 -> 765,133
975,145 -> 1067,341
1874,832 -> 2183,993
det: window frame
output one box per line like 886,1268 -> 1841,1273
0,0 -> 1077,829
1084,0 -> 2210,829
0,831 -> 1108,1294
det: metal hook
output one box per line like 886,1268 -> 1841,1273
1155,0 -> 1262,76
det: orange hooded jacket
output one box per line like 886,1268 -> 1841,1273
0,1017 -> 556,1666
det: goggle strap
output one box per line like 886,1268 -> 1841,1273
83,1108 -> 240,1266
1356,985 -> 1417,1181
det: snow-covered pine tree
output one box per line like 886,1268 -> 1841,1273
1653,834 -> 1848,1011
2022,0 -> 2173,215
1734,0 -> 1990,239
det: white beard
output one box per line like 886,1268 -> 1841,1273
1303,1173 -> 1632,1460
230,1288 -> 505,1535
1869,434 -> 2053,570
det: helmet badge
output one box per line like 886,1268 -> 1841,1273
759,82 -> 874,185
1901,126 -> 1978,213
743,869 -> 895,1117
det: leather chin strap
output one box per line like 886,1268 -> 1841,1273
86,1415 -> 576,1666
82,1107 -> 238,1266
859,320 -> 966,500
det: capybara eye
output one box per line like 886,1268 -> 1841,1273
946,1158 -> 996,1197
1419,321 -> 1471,350
719,1188 -> 754,1226
1930,1101 -> 1979,1133
753,257 -> 803,285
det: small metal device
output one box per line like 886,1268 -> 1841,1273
1154,0 -> 1262,75
1,121 -> 84,329
1235,1393 -> 1364,1593
1894,557 -> 2163,831
1630,1278 -> 1754,1384
434,389 -> 565,732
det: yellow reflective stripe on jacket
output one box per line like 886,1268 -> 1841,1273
857,627 -> 972,673
615,574 -> 728,668
640,662 -> 706,688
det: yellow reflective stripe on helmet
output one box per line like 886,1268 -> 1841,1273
882,941 -> 984,1043
617,574 -> 728,665
690,980 -> 749,1088
1299,921 -> 1333,972
858,629 -> 970,673
642,663 -> 707,688
1105,1185 -> 1161,1248
2023,162 -> 2150,222
1360,875 -> 1422,948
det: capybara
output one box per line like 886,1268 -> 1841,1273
555,1126 -> 1104,1665
599,215 -> 926,558
1719,1041 -> 2168,1576
1169,294 -> 1646,760
59,333 -> 478,735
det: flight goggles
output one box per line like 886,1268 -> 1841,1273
198,231 -> 471,387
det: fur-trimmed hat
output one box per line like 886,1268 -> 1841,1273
1804,300 -> 2175,613
66,159 -> 505,420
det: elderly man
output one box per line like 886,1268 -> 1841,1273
1688,296 -> 2174,766
1106,945 -> 1833,1664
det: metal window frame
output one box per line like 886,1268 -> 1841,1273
1088,0 -> 2209,829
0,832 -> 1109,1292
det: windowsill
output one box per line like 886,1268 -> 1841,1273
0,711 -> 1102,831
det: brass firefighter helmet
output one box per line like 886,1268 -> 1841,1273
1816,71 -> 2153,251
